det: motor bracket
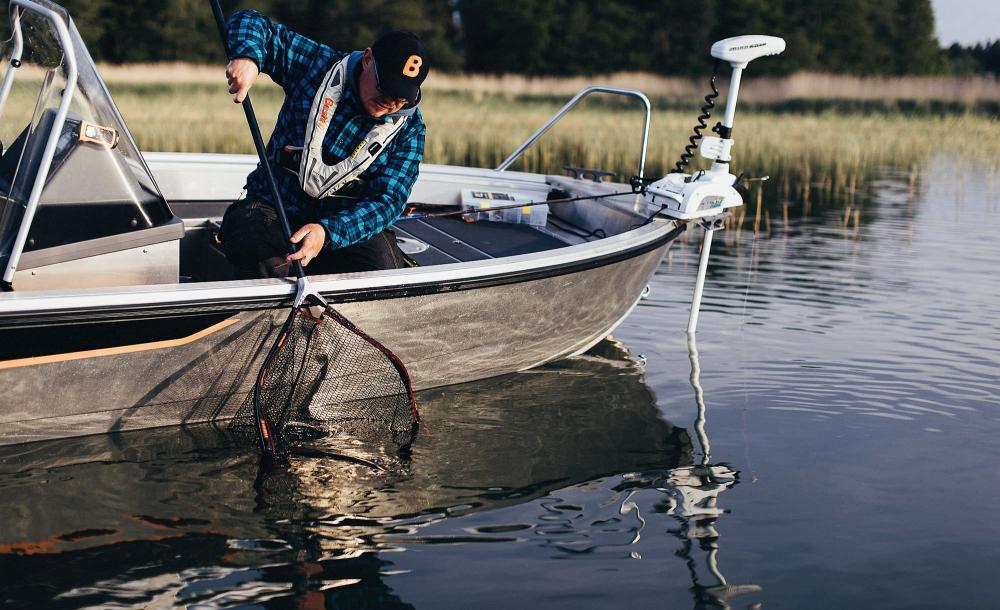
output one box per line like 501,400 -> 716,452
699,135 -> 733,162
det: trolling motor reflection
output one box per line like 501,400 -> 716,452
620,335 -> 761,609
670,335 -> 761,609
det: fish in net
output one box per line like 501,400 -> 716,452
230,302 -> 419,457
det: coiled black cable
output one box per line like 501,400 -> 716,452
672,60 -> 720,173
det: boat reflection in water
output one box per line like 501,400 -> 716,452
0,339 -> 757,608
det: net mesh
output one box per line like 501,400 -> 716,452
230,303 -> 419,456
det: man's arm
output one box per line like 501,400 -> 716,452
319,121 -> 427,249
225,10 -> 324,91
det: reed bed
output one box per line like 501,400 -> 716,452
87,80 -> 999,179
423,91 -> 1000,177
1,65 -> 996,215
97,63 -> 1000,104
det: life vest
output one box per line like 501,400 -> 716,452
285,53 -> 409,199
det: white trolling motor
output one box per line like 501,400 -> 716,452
643,34 -> 785,333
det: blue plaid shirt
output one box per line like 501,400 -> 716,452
226,10 -> 426,249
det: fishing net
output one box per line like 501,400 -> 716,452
229,302 -> 419,457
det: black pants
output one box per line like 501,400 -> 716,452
219,199 -> 407,279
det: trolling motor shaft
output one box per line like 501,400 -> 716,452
644,35 -> 785,333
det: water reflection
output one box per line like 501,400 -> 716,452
0,339 -> 756,608
677,336 -> 760,609
608,337 -> 758,610
624,159 -> 1000,610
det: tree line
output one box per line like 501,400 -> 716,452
3,0 -> 996,76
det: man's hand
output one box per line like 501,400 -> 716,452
288,223 -> 327,267
226,58 -> 259,103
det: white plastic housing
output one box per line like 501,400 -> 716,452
644,170 -> 743,220
710,35 -> 786,68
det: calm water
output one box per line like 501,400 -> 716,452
1,159 -> 998,609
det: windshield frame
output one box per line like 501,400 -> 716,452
0,0 -> 77,289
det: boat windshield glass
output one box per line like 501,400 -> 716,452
0,0 -> 170,264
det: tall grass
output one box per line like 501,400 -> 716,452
2,65 -> 997,192
418,90 -> 1000,177
93,79 -> 999,177
98,63 -> 1000,104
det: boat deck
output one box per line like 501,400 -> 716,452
170,197 -> 592,282
393,217 -> 572,265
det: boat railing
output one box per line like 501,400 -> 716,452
496,86 -> 651,180
0,8 -> 24,119
1,0 -> 79,287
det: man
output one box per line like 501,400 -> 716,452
219,10 -> 428,278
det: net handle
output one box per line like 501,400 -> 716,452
211,0 -> 303,457
209,0 -> 305,281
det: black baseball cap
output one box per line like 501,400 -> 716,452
371,31 -> 428,105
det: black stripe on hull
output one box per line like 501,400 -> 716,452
0,313 -> 236,360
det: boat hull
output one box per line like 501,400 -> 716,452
0,239 -> 674,445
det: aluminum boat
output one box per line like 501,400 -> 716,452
0,0 -> 777,445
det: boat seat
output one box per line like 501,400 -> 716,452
394,217 -> 569,265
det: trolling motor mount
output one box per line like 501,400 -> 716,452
644,170 -> 743,220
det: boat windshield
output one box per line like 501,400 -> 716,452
0,0 -> 170,266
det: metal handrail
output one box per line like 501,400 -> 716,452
496,86 -> 651,180
0,8 -> 25,119
2,0 -> 79,286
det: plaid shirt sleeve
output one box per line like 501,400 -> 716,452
226,10 -> 321,88
319,118 -> 426,249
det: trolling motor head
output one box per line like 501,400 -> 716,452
644,34 -> 785,221
710,35 -> 786,69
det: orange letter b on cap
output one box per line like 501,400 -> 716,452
403,55 -> 422,77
